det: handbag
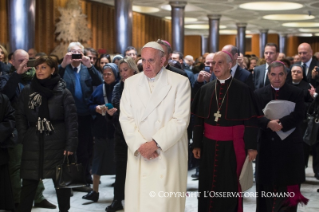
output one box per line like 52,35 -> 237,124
55,155 -> 86,189
303,101 -> 319,146
239,155 -> 253,192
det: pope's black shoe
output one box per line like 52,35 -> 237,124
105,199 -> 123,212
82,191 -> 99,202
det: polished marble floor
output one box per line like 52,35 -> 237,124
2,158 -> 319,212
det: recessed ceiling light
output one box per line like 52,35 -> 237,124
219,30 -> 252,34
263,14 -> 315,21
299,28 -> 319,33
185,25 -> 227,29
165,17 -> 197,22
294,33 -> 313,37
132,6 -> 160,13
161,5 -> 171,11
220,30 -> 237,34
283,22 -> 319,27
239,2 -> 303,11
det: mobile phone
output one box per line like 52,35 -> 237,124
316,67 -> 319,72
105,103 -> 113,109
72,54 -> 82,59
204,66 -> 210,73
27,59 -> 36,67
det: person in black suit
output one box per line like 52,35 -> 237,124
296,43 -> 319,86
253,43 -> 279,90
156,39 -> 188,78
219,45 -> 254,90
254,61 -> 308,212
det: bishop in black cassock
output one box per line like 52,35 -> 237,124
191,51 -> 259,212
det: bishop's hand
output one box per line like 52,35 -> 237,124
247,149 -> 257,161
267,119 -> 283,132
193,148 -> 201,159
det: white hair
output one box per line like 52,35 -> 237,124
185,55 -> 194,62
67,42 -> 84,52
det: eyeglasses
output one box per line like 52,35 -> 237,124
291,70 -> 302,74
70,50 -> 82,54
126,53 -> 136,56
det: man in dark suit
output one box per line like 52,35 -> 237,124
253,43 -> 279,90
156,39 -> 188,78
254,61 -> 308,211
219,45 -> 254,90
171,50 -> 195,87
296,43 -> 319,86
59,42 -> 103,192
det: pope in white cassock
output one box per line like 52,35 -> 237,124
119,41 -> 191,212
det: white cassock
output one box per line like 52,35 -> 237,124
120,67 -> 191,212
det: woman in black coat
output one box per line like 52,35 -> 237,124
105,57 -> 139,212
16,56 -> 78,212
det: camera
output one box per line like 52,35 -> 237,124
204,66 -> 210,73
27,59 -> 36,67
316,67 -> 319,72
72,54 -> 82,59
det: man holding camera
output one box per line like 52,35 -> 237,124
59,42 -> 103,191
296,43 -> 319,86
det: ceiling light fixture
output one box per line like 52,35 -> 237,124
239,2 -> 303,11
132,6 -> 160,13
263,14 -> 315,21
294,33 -> 313,37
299,28 -> 319,33
219,30 -> 252,35
161,5 -> 171,11
283,22 -> 319,27
185,25 -> 227,29
165,17 -> 198,22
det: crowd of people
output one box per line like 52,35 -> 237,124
0,39 -> 319,212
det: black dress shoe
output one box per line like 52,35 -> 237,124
73,184 -> 93,192
34,199 -> 57,209
105,199 -> 123,212
191,172 -> 199,178
82,191 -> 99,202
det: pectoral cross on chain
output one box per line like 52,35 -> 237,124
214,110 -> 221,122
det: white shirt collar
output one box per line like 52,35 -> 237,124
231,64 -> 238,77
217,75 -> 232,84
71,64 -> 81,73
292,81 -> 301,85
147,67 -> 164,82
303,57 -> 312,68
271,85 -> 280,90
